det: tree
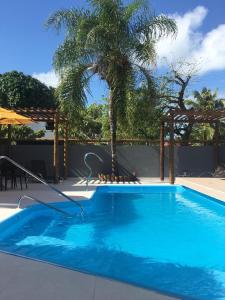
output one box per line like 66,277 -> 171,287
159,61 -> 198,144
70,103 -> 106,139
46,0 -> 176,175
0,71 -> 56,108
0,125 -> 45,141
188,88 -> 224,142
161,64 -> 225,144
115,79 -> 161,139
190,88 -> 224,111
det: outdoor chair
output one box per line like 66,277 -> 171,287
0,161 -> 28,191
0,161 -> 14,191
13,169 -> 28,190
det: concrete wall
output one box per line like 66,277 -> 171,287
0,144 -> 223,178
0,145 -> 63,178
68,144 -> 169,177
176,146 -> 216,176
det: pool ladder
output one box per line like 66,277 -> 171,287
84,152 -> 103,191
0,156 -> 84,218
17,195 -> 73,217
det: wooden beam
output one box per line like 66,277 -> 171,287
169,115 -> 175,184
53,111 -> 59,183
214,121 -> 219,167
160,121 -> 165,181
63,121 -> 69,179
163,109 -> 225,125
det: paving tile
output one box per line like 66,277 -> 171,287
93,276 -> 179,300
0,253 -> 95,300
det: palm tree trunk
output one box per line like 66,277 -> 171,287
109,90 -> 117,176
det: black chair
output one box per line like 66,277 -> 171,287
0,161 -> 14,191
13,169 -> 28,190
0,161 -> 28,191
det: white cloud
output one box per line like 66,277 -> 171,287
32,70 -> 59,88
156,6 -> 225,74
192,24 -> 225,73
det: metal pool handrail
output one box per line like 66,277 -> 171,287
0,156 -> 84,216
84,152 -> 103,190
17,195 -> 73,217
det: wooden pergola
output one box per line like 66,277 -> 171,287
13,108 -> 68,183
160,109 -> 225,184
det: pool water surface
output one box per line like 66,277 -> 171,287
0,185 -> 225,300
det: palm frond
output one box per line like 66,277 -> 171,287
134,41 -> 156,64
45,9 -> 89,35
134,64 -> 157,103
57,64 -> 94,113
53,38 -> 94,72
147,15 -> 177,40
124,0 -> 145,21
132,14 -> 176,38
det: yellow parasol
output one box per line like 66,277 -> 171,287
0,108 -> 32,125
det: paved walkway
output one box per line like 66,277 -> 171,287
0,253 -> 177,300
176,177 -> 225,202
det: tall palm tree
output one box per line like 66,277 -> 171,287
46,0 -> 177,175
192,88 -> 224,111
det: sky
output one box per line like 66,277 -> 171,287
1,0 -> 225,103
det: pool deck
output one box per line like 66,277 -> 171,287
0,176 -> 224,300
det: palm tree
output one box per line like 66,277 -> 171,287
191,88 -> 224,111
46,0 -> 177,175
187,88 -> 225,142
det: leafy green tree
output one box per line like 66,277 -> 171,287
70,103 -> 106,139
118,79 -> 161,139
46,0 -> 176,174
0,125 -> 45,141
0,71 -> 56,108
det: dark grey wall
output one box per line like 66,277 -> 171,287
176,146 -> 216,176
68,144 -> 169,177
1,145 -> 63,177
1,144 -> 222,177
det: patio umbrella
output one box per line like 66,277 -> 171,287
0,108 -> 32,125
0,108 -> 33,156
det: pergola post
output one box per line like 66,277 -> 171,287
169,115 -> 175,184
160,121 -> 165,181
214,121 -> 219,167
53,111 -> 59,183
63,121 -> 68,179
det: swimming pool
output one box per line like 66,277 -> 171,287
0,185 -> 225,300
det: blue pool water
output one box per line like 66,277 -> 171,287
1,185 -> 225,299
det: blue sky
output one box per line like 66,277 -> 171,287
0,0 -> 225,103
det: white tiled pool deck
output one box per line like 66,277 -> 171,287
0,176 -> 225,300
